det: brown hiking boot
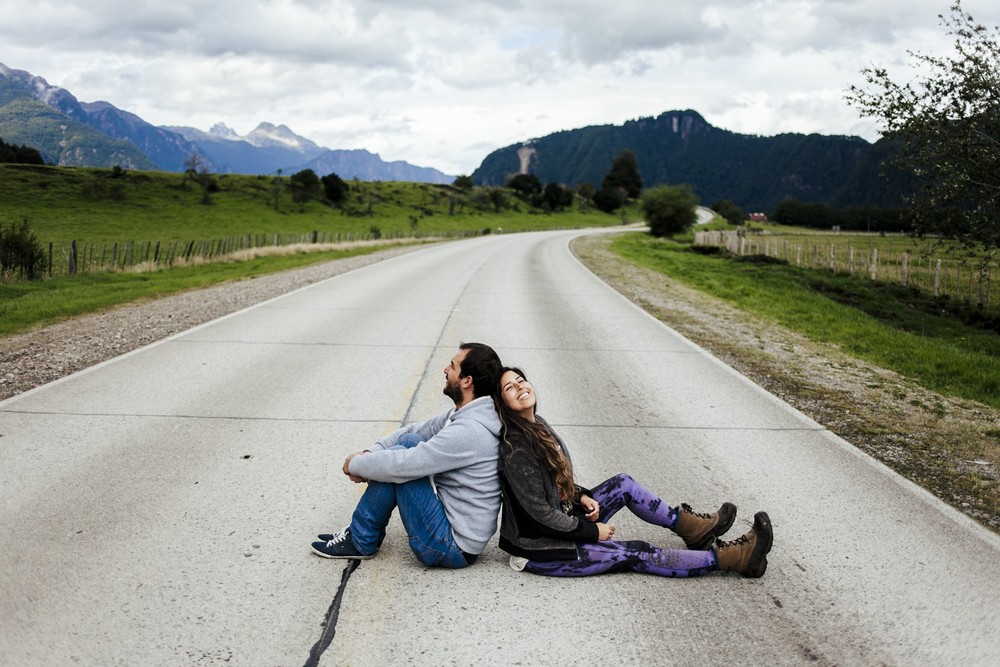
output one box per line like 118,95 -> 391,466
675,502 -> 737,550
713,511 -> 772,578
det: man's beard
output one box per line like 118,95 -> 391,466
442,378 -> 463,404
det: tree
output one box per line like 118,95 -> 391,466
321,172 -> 348,205
270,169 -> 283,210
543,182 -> 574,211
577,183 -> 596,201
183,152 -> 203,190
593,187 -> 624,213
602,150 -> 643,199
453,175 -> 474,190
506,173 -> 542,200
289,169 -> 322,211
642,184 -> 698,237
0,138 -> 44,165
847,2 -> 1000,304
487,187 -> 508,213
0,219 -> 47,279
711,199 -> 745,226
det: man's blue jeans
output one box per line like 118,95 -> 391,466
348,433 -> 469,568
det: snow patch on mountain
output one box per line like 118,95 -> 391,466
245,122 -> 321,153
209,122 -> 241,140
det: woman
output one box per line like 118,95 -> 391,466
492,366 -> 773,578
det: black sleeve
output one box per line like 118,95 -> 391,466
502,443 -> 600,543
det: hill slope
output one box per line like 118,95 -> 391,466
472,110 -> 906,213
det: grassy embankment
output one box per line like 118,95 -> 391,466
718,221 -> 999,309
0,164 -> 625,336
611,229 -> 1000,410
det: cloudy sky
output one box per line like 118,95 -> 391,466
3,0 -> 998,175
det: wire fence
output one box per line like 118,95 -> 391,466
694,230 -> 997,312
41,228 -> 489,278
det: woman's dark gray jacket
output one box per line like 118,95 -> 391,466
497,416 -> 599,561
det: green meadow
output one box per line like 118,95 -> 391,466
609,231 -> 1000,411
0,164 -> 626,335
0,164 -> 621,248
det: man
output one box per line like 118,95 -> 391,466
311,342 -> 502,568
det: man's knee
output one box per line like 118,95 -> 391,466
396,433 -> 425,449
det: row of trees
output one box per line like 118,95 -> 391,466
773,200 -> 916,233
0,138 -> 45,165
494,149 -> 647,214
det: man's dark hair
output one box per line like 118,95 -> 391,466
459,342 -> 502,398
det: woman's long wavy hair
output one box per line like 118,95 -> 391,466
492,366 -> 576,502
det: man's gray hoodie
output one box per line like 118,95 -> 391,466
347,396 -> 502,555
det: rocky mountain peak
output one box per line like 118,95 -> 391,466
245,122 -> 321,154
209,122 -> 240,139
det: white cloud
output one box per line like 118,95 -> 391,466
2,0 -> 999,174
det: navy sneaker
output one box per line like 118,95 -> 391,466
310,527 -> 374,560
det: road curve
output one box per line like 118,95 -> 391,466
2,229 -> 998,666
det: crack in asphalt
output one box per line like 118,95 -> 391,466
304,559 -> 360,667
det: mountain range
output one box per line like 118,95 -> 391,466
472,110 -> 907,213
0,62 -> 453,183
2,62 -> 906,212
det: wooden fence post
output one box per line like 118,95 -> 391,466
979,265 -> 987,309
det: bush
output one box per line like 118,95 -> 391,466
642,184 -> 698,237
593,187 -> 624,213
321,172 -> 348,205
711,199 -> 745,226
0,219 -> 47,279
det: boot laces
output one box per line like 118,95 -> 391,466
716,530 -> 751,549
680,502 -> 712,520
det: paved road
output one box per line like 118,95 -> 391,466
2,229 -> 998,666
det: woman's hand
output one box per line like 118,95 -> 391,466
579,494 -> 600,522
597,522 -> 616,540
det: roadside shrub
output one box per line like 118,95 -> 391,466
642,184 -> 698,237
0,219 -> 47,279
593,187 -> 624,213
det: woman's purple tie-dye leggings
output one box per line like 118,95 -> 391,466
522,473 -> 719,578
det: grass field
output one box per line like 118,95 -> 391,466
610,232 -> 1000,410
0,164 -> 623,250
692,221 -> 999,312
0,164 -> 628,335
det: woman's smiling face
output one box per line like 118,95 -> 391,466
500,369 -> 536,420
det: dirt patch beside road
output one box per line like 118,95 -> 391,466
572,234 -> 1000,533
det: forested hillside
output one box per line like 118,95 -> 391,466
472,110 -> 909,213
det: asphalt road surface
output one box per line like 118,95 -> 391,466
2,229 -> 998,666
